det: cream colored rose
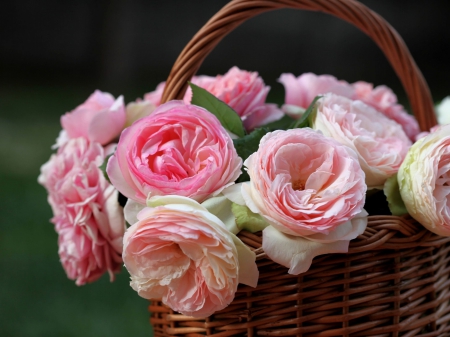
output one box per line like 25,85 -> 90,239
398,124 -> 450,236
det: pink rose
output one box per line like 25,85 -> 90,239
231,128 -> 367,274
61,90 -> 126,145
144,67 -> 283,130
122,195 -> 258,317
278,73 -> 355,114
38,138 -> 125,285
206,67 -> 283,130
353,81 -> 420,140
313,94 -> 412,188
244,128 -> 366,237
107,101 -> 242,204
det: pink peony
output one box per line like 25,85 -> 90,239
107,101 -> 242,205
353,81 -> 420,140
122,196 -> 258,317
61,90 -> 126,145
313,94 -> 412,188
243,128 -> 366,237
38,138 -> 125,285
278,72 -> 355,113
144,67 -> 283,130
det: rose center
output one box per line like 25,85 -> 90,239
292,179 -> 305,191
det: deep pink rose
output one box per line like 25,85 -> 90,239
353,81 -> 420,140
122,196 -> 258,317
107,101 -> 242,204
39,138 -> 125,285
313,94 -> 412,188
144,67 -> 283,130
243,128 -> 366,237
61,90 -> 126,145
278,72 -> 355,113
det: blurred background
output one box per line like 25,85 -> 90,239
1,1 -> 450,336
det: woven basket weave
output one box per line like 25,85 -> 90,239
150,1 -> 450,336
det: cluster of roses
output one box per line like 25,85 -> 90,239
39,66 -> 450,317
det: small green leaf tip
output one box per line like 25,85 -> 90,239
189,82 -> 245,137
231,203 -> 269,233
383,173 -> 408,216
99,153 -> 113,184
232,127 -> 270,182
290,95 -> 322,129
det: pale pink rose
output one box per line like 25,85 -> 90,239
353,81 -> 420,140
235,128 -> 367,275
313,94 -> 412,188
107,101 -> 242,204
123,195 -> 258,317
38,138 -> 125,285
61,90 -> 126,145
278,72 -> 355,114
243,128 -> 366,237
144,67 -> 283,130
399,124 -> 450,236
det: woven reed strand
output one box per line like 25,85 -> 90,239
150,0 -> 447,335
150,216 -> 450,336
161,0 -> 436,131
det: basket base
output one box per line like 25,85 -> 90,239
150,220 -> 450,336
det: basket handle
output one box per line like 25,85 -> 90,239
161,0 -> 436,131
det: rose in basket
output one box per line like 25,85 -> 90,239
39,90 -> 127,285
39,66 -> 449,318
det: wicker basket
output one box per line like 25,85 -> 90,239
150,0 -> 450,336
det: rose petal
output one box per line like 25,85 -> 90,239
124,199 -> 145,225
201,196 -> 239,234
262,225 -> 349,275
230,235 -> 258,287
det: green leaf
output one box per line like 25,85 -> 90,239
190,82 -> 245,137
231,203 -> 270,233
232,127 -> 270,182
233,127 -> 269,161
99,153 -> 113,184
260,114 -> 295,131
383,173 -> 408,216
290,95 -> 322,129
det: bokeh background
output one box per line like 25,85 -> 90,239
1,1 -> 450,336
